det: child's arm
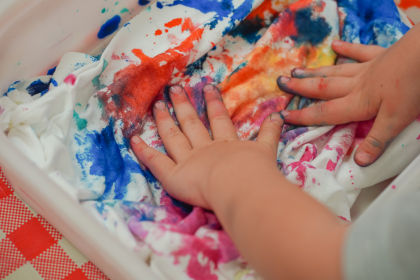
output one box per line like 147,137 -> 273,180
277,24 -> 420,167
130,85 -> 348,280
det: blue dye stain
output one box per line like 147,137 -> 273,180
229,17 -> 263,44
162,0 -> 254,33
3,81 -> 20,96
156,1 -> 163,9
51,78 -> 58,87
138,0 -> 150,5
338,0 -> 409,46
75,120 -> 143,200
97,15 -> 121,39
290,8 -> 331,46
47,66 -> 57,75
26,79 -> 50,96
184,54 -> 208,76
170,196 -> 193,214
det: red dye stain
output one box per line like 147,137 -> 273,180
64,74 -> 76,85
391,185 -> 396,189
164,17 -> 183,28
154,29 -> 163,36
98,19 -> 203,137
318,78 -> 327,90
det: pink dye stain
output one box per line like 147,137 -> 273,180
391,185 -> 397,189
98,18 -> 203,137
416,134 -> 420,140
173,239 -> 220,280
172,230 -> 239,280
288,146 -> 317,186
64,74 -> 76,85
338,216 -> 348,222
326,147 -> 344,172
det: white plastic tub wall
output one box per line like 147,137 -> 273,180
0,1 -> 159,279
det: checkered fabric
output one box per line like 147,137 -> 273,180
0,169 -> 109,280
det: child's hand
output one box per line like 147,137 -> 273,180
277,37 -> 420,166
130,85 -> 283,209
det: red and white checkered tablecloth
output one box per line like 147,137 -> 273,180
0,168 -> 109,280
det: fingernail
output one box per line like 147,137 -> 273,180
291,68 -> 306,78
332,40 -> 343,47
280,111 -> 289,120
154,101 -> 166,111
277,76 -> 291,86
270,112 -> 282,121
169,85 -> 183,96
131,135 -> 142,144
203,84 -> 222,101
355,151 -> 373,166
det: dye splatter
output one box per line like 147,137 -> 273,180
98,15 -> 122,39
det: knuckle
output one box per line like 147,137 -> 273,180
143,149 -> 159,163
165,126 -> 182,138
180,114 -> 200,127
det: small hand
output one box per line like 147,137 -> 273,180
130,85 -> 283,209
277,40 -> 420,166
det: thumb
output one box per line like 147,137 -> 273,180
354,109 -> 407,167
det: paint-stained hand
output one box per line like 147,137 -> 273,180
277,36 -> 420,167
130,85 -> 283,209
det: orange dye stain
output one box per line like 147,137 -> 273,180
155,29 -> 163,36
164,18 -> 183,28
398,0 -> 420,9
182,18 -> 194,32
247,0 -> 276,21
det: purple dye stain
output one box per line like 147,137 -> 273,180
98,15 -> 121,39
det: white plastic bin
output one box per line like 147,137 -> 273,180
0,1 -> 159,279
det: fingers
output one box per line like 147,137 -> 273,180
169,86 -> 211,147
281,96 -> 356,126
354,108 -> 409,167
257,113 -> 283,155
332,40 -> 385,62
291,63 -> 362,78
153,101 -> 191,162
277,76 -> 353,100
203,84 -> 238,140
130,135 -> 175,182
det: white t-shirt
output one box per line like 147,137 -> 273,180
344,154 -> 420,280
